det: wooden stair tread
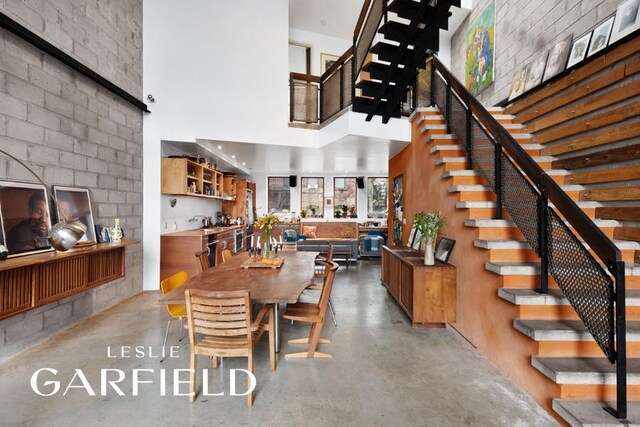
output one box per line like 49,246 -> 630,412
532,356 -> 640,385
514,318 -> 640,341
499,288 -> 640,306
552,399 -> 640,427
486,261 -> 640,276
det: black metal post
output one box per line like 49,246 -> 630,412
615,261 -> 627,419
412,72 -> 418,110
494,144 -> 503,220
339,65 -> 345,110
319,80 -> 324,124
537,189 -> 548,294
352,38 -> 357,104
429,62 -> 436,107
445,84 -> 452,134
465,108 -> 473,169
289,76 -> 294,123
383,0 -> 388,27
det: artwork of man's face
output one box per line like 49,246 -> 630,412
58,200 -> 72,221
29,199 -> 49,236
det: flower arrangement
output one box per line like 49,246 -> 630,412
413,211 -> 445,265
256,213 -> 279,257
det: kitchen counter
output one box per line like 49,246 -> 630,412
163,225 -> 244,237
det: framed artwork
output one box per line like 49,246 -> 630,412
325,197 -> 333,206
392,175 -> 403,247
320,53 -> 339,74
542,35 -> 573,82
523,51 -> 548,92
566,32 -> 592,69
411,227 -> 422,252
408,224 -> 416,248
53,186 -> 96,243
508,64 -> 529,101
588,16 -> 615,57
435,237 -> 456,263
610,0 -> 640,43
0,181 -> 53,257
464,0 -> 496,95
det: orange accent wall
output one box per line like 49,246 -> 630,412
388,112 -> 563,422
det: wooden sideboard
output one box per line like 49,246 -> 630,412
381,245 -> 456,327
0,241 -> 136,320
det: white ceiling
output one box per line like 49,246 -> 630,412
185,136 -> 408,175
289,0 -> 365,39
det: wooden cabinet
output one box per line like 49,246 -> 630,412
160,234 -> 208,280
161,158 -> 224,199
223,178 -> 247,220
223,175 -> 236,197
381,246 -> 456,327
247,181 -> 257,223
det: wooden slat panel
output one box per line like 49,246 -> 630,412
580,186 -> 640,201
535,101 -> 640,145
542,121 -> 640,156
518,62 -> 628,124
567,164 -> 640,184
507,38 -> 640,115
526,79 -> 640,133
552,144 -> 640,170
0,267 -> 32,319
88,248 -> 124,286
34,257 -> 87,305
596,207 -> 640,221
614,227 -> 640,242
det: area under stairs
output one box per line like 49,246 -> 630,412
352,0 -> 459,122
417,106 -> 640,426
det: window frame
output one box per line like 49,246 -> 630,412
366,176 -> 389,219
300,177 -> 324,218
333,177 -> 358,218
267,176 -> 291,213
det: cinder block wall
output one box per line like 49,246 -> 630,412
0,0 -> 143,361
451,0 -> 620,106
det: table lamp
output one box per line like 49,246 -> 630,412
0,148 -> 86,251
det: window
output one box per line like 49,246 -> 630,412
367,177 -> 388,219
301,177 -> 324,218
268,177 -> 290,213
333,177 -> 357,218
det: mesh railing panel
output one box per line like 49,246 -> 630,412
416,66 -> 432,108
433,73 -> 447,116
355,0 -> 384,75
547,208 -> 615,361
321,70 -> 341,122
470,120 -> 495,189
290,81 -> 319,124
449,92 -> 467,150
500,153 -> 540,252
342,57 -> 353,108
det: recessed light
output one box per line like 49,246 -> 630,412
231,155 -> 235,159
242,162 -> 246,166
217,145 -> 222,149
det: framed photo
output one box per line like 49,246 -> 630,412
408,225 -> 416,248
524,51 -> 548,92
435,237 -> 456,263
588,16 -> 615,57
0,181 -> 53,257
53,186 -> 96,243
610,0 -> 640,44
320,53 -> 339,74
566,32 -> 592,69
542,35 -> 573,82
508,64 -> 529,101
411,228 -> 422,252
325,197 -> 333,206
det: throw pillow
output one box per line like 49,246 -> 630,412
302,225 -> 317,238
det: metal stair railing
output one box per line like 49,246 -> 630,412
422,55 -> 627,420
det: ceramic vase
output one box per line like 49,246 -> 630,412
110,219 -> 123,243
423,237 -> 435,265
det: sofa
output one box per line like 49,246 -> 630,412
295,222 -> 359,265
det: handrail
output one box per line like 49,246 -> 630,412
354,0 -> 373,39
290,72 -> 320,83
321,46 -> 354,82
429,57 -> 622,269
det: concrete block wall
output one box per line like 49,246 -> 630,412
450,0 -> 620,106
0,0 -> 143,361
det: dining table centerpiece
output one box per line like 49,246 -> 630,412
413,211 -> 446,265
256,213 -> 279,258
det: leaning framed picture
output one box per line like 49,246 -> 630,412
566,32 -> 592,69
542,34 -> 573,82
610,0 -> 640,44
0,181 -> 53,257
435,237 -> 456,263
588,16 -> 615,57
320,53 -> 339,74
53,186 -> 96,243
411,228 -> 422,252
408,224 -> 417,248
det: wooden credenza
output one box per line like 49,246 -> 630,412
381,245 -> 456,327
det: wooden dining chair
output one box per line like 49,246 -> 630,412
195,250 -> 211,272
160,271 -> 189,363
221,249 -> 233,263
184,289 -> 275,405
306,245 -> 337,326
283,261 -> 339,359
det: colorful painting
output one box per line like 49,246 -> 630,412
464,1 -> 496,95
392,175 -> 403,247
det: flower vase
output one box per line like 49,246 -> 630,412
423,237 -> 435,265
263,232 -> 270,259
110,219 -> 123,243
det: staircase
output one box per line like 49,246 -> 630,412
352,0 -> 459,122
416,105 -> 640,426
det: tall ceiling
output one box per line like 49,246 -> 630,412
289,0 -> 365,39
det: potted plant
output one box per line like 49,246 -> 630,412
413,211 -> 446,265
301,209 -> 308,218
348,206 -> 357,218
334,208 -> 343,218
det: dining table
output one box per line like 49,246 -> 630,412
158,250 -> 319,352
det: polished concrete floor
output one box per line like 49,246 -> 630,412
0,260 -> 557,426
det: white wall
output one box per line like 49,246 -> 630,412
251,172 -> 387,221
160,196 -> 223,234
289,28 -> 352,76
